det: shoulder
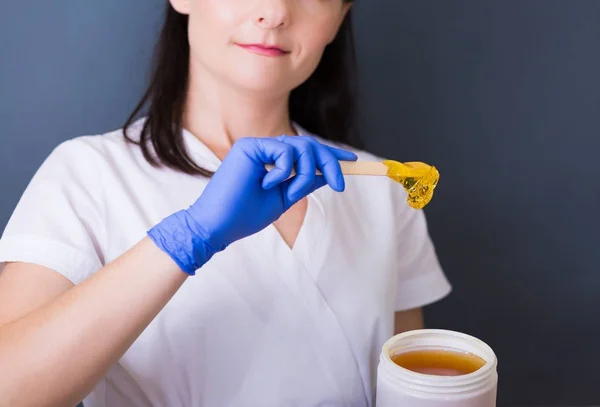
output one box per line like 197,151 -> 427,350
20,119 -> 157,223
0,122 -> 148,283
51,118 -> 145,160
40,118 -> 148,179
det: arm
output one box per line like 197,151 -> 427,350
393,308 -> 424,335
0,136 -> 357,407
0,238 -> 186,407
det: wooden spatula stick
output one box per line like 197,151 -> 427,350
264,161 -> 388,177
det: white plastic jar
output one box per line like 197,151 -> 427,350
376,329 -> 498,407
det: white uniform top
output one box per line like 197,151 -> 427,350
0,118 -> 451,407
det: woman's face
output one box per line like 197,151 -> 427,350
170,0 -> 351,95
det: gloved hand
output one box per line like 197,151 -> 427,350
148,135 -> 357,275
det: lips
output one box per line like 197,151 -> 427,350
237,43 -> 289,57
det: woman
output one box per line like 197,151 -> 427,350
0,1 -> 451,406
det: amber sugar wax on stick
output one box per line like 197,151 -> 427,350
264,160 -> 440,209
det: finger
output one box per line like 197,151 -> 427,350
279,136 -> 317,202
257,138 -> 296,189
280,176 -> 327,210
309,143 -> 347,192
326,145 -> 358,162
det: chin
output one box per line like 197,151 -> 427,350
230,67 -> 301,95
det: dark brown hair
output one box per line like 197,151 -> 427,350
123,2 -> 360,177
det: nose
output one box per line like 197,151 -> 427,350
255,0 -> 290,29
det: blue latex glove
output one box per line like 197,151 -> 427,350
148,135 -> 358,275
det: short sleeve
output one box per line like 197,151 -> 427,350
0,139 -> 105,284
393,202 -> 452,312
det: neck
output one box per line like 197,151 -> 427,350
182,63 -> 296,159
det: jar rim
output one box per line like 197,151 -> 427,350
379,329 -> 498,395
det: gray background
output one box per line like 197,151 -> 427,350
1,1 -> 599,406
